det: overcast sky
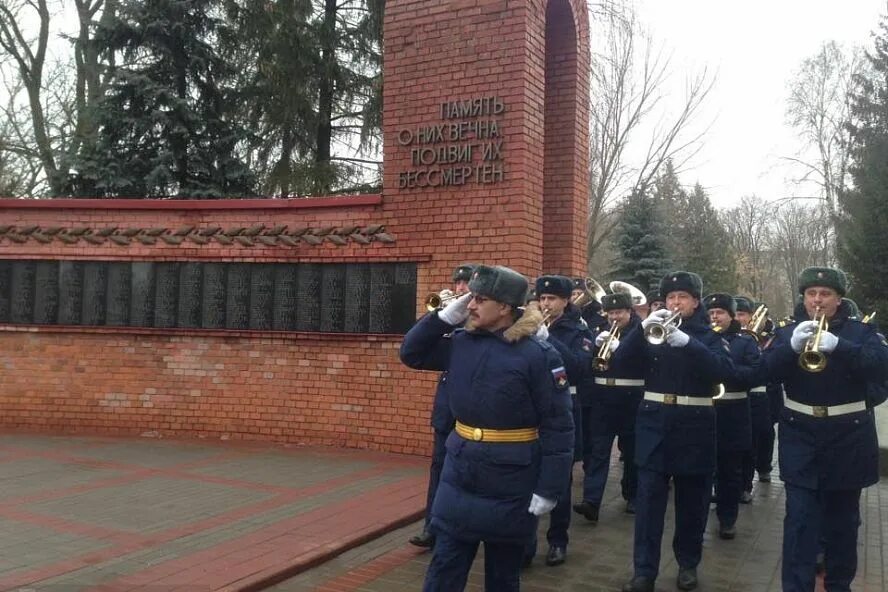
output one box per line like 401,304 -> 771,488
629,0 -> 887,209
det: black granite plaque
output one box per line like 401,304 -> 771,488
81,262 -> 107,325
296,264 -> 322,331
201,263 -> 226,329
343,264 -> 370,333
320,265 -> 346,332
177,263 -> 202,328
57,261 -> 84,325
272,264 -> 298,331
10,261 -> 35,323
368,264 -> 394,333
250,265 -> 274,330
153,263 -> 179,328
392,263 -> 417,333
106,263 -> 131,326
130,262 -> 155,327
225,263 -> 250,330
0,261 -> 10,322
33,261 -> 59,324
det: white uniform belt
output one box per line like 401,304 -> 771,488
715,391 -> 747,401
569,386 -> 577,395
644,391 -> 712,407
595,377 -> 645,387
750,386 -> 767,394
784,397 -> 866,418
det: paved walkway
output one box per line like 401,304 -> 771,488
0,434 -> 426,591
271,460 -> 888,592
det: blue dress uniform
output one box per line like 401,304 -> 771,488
618,273 -> 735,592
762,279 -> 887,592
526,299 -> 593,563
579,311 -> 645,514
401,288 -> 574,591
710,319 -> 760,534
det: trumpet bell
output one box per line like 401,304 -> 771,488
425,289 -> 457,312
609,281 -> 648,306
799,350 -> 827,372
644,310 -> 682,345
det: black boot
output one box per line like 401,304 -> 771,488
621,576 -> 655,592
677,567 -> 698,590
545,545 -> 566,566
408,528 -> 435,548
571,500 -> 599,523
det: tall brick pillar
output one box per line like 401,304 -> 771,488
383,0 -> 590,291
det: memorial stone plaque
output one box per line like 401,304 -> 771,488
368,264 -> 394,333
0,261 -> 11,322
296,264 -> 322,331
249,264 -> 274,330
130,262 -> 156,327
320,265 -> 346,332
153,262 -> 179,328
57,261 -> 84,325
343,264 -> 370,333
81,262 -> 107,325
33,261 -> 59,324
272,264 -> 298,331
106,263 -> 131,326
392,263 -> 417,333
10,261 -> 35,323
177,262 -> 202,328
225,263 -> 251,330
201,263 -> 226,329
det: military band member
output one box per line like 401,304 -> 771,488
574,290 -> 644,522
646,289 -> 666,315
704,293 -> 760,540
736,296 -> 781,497
761,267 -> 887,592
400,265 -> 574,592
526,275 -> 594,567
410,265 -> 475,548
574,277 -> 609,332
619,272 -> 735,592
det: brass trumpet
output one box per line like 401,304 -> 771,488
799,307 -> 829,373
425,289 -> 458,312
862,311 -> 877,324
741,304 -> 769,343
644,309 -> 682,345
592,320 -> 622,371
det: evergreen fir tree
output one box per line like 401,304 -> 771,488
69,0 -> 255,198
677,183 -> 738,294
838,16 -> 888,321
610,191 -> 672,291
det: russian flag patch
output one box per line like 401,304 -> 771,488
551,366 -> 568,389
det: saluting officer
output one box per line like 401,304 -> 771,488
400,265 -> 575,592
704,293 -> 760,540
618,272 -> 735,592
410,264 -> 475,549
762,267 -> 887,592
574,290 -> 644,521
526,275 -> 594,567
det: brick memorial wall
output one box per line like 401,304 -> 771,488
0,0 -> 589,455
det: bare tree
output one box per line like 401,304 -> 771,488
586,2 -> 715,270
770,202 -> 832,306
720,195 -> 773,302
785,41 -> 867,217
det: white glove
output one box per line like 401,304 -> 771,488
595,331 -> 610,347
818,331 -> 838,353
535,323 -> 549,341
666,328 -> 690,348
528,493 -> 557,516
437,293 -> 472,325
642,308 -> 671,330
790,321 -> 818,353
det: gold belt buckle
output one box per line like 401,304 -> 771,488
606,378 -> 616,386
663,394 -> 677,405
813,405 -> 828,418
472,427 -> 484,441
